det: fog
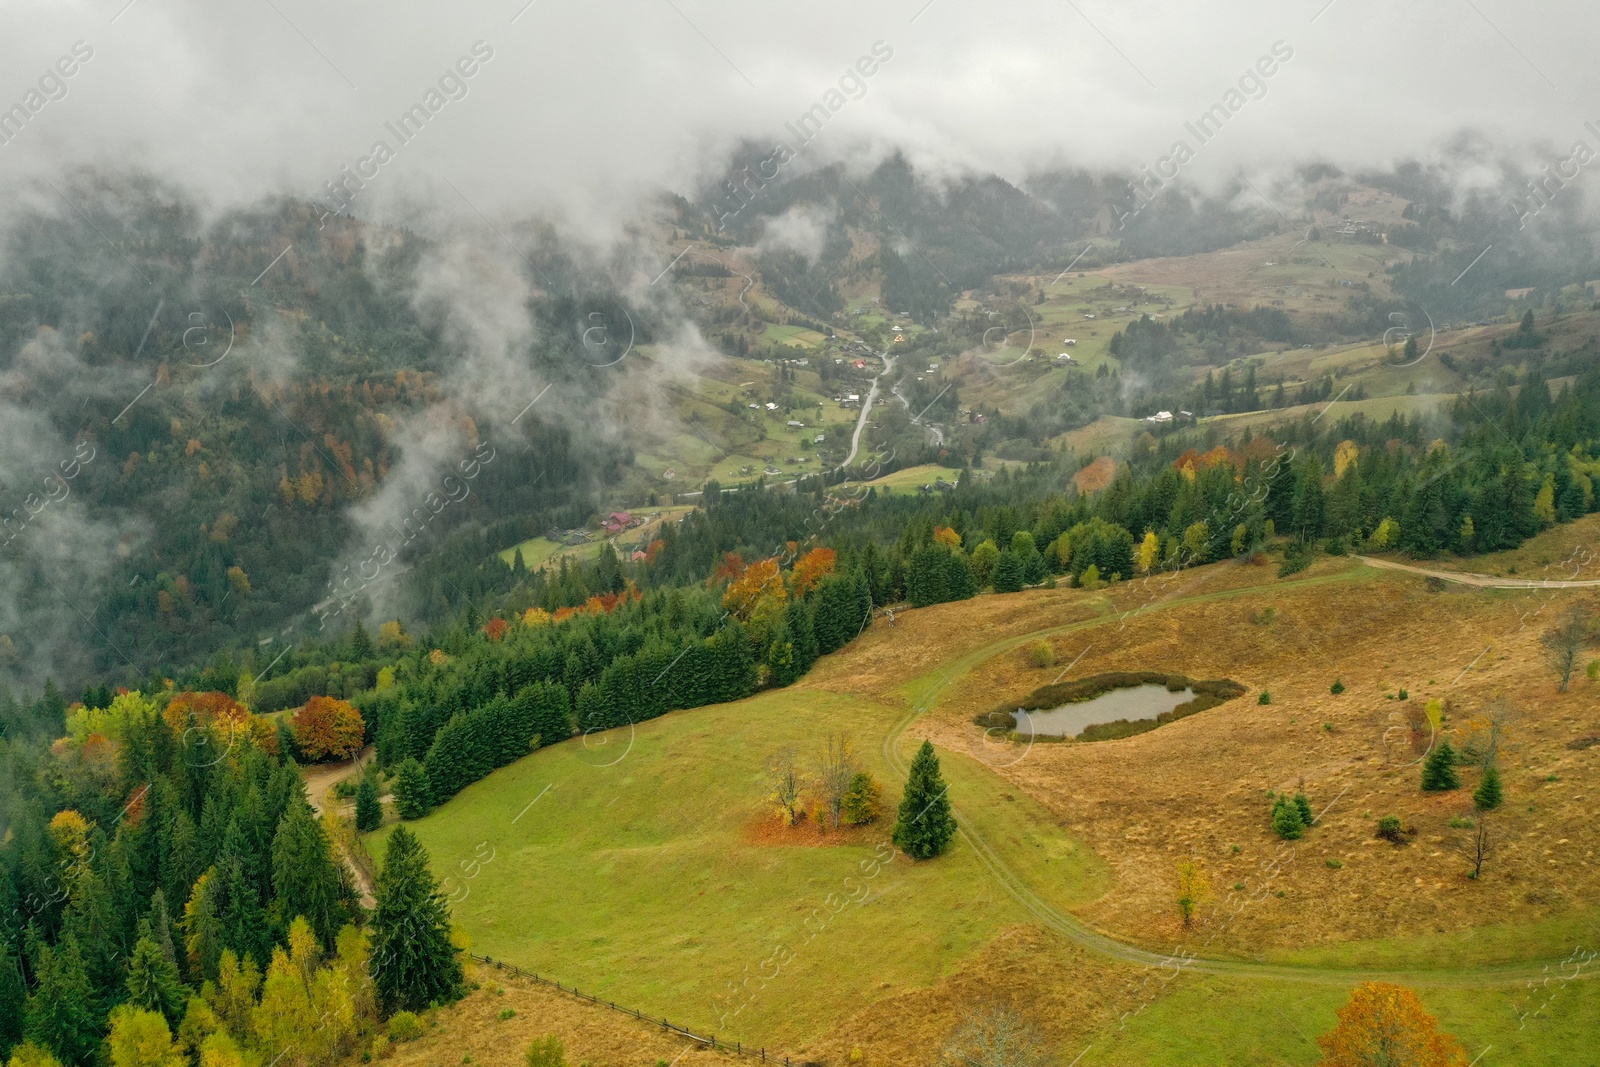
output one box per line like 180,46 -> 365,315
4,0 -> 1597,233
2,0 -> 1597,688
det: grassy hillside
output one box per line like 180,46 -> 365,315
372,687 -> 1109,1045
369,555 -> 1600,1062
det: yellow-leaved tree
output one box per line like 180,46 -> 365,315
1137,531 -> 1161,574
106,1005 -> 187,1067
1316,982 -> 1467,1067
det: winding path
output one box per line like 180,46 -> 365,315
876,568 -> 1599,988
1354,554 -> 1600,589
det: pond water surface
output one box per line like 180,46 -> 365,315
1012,684 -> 1196,738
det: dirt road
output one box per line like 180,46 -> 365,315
1355,555 -> 1600,589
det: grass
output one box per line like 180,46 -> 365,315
1086,973 -> 1600,1066
372,687 -> 1107,1045
828,463 -> 967,496
371,557 -> 1600,1061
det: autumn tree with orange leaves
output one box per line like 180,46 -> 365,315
724,557 -> 786,624
1316,983 -> 1467,1067
162,691 -> 252,733
290,695 -> 365,762
789,547 -> 836,598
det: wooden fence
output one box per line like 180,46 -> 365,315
469,954 -> 796,1065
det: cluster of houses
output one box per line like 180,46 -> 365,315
1332,216 -> 1385,240
1143,410 -> 1194,425
547,527 -> 590,546
917,477 -> 957,494
600,510 -> 640,535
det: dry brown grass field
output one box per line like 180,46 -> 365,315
804,556 -> 1600,960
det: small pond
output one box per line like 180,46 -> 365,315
1012,684 -> 1195,738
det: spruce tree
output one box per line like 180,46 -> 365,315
0,940 -> 25,1060
217,855 -> 269,971
124,925 -> 185,1025
271,799 -> 350,950
1474,764 -> 1504,811
394,758 -> 432,820
355,773 -> 383,832
1271,797 -> 1306,839
785,598 -> 818,674
946,550 -> 978,601
348,619 -> 374,662
1293,792 -> 1314,827
24,938 -> 100,1067
891,741 -> 956,860
1421,739 -> 1460,791
371,827 -> 464,1014
993,551 -> 1025,593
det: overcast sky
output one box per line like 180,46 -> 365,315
2,0 -> 1597,233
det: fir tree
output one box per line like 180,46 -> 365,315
1271,797 -> 1306,839
0,940 -> 25,1060
217,855 -> 269,971
271,800 -> 351,950
348,619 -> 374,662
394,758 -> 433,820
993,551 -> 1025,593
24,938 -> 100,1067
1293,792 -> 1314,827
124,925 -> 185,1025
785,597 -> 818,674
355,773 -> 383,832
182,868 -> 225,982
1473,764 -> 1503,811
371,827 -> 464,1015
1421,739 -> 1460,791
891,741 -> 956,860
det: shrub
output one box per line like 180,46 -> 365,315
1277,542 -> 1312,577
334,778 -> 359,799
1589,658 -> 1600,681
388,1013 -> 424,1043
498,1008 -> 516,1021
1330,678 -> 1345,695
1473,765 -> 1503,811
526,1036 -> 566,1067
1448,816 -> 1475,829
1397,688 -> 1408,700
1326,858 -> 1343,869
1271,798 -> 1306,839
1421,740 -> 1461,791
1024,640 -> 1056,669
1258,691 -> 1272,705
1376,815 -> 1402,842
371,1034 -> 391,1059
840,772 -> 882,825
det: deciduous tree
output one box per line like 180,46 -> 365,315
289,697 -> 365,762
1542,605 -> 1589,692
766,745 -> 804,826
105,1006 -> 185,1067
1175,859 -> 1211,928
1315,982 -> 1467,1066
815,733 -> 860,830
